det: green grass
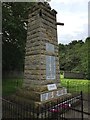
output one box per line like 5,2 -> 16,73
60,75 -> 90,93
2,78 -> 23,96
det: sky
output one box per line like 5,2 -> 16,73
49,0 -> 89,44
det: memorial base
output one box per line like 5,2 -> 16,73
8,90 -> 73,118
10,92 -> 72,108
9,84 -> 72,108
16,86 -> 67,102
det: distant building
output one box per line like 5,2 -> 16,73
64,71 -> 85,79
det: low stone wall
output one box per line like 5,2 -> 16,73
64,71 -> 85,79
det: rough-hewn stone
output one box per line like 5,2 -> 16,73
16,87 -> 67,102
15,2 -> 69,106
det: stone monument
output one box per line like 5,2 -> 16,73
14,2 -> 71,107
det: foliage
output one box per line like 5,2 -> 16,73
2,2 -> 33,72
86,37 -> 90,79
59,39 -> 88,78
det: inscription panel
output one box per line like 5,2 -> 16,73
41,93 -> 48,101
46,43 -> 54,53
46,56 -> 56,80
47,84 -> 57,91
57,90 -> 63,96
40,88 -> 67,102
48,92 -> 54,99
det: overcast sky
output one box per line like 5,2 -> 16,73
49,0 -> 89,44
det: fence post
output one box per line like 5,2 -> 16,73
67,81 -> 69,93
81,91 -> 83,120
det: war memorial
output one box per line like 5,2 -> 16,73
12,2 -> 72,107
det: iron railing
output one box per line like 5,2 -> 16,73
2,91 -> 90,119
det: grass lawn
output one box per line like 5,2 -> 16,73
60,74 -> 90,93
2,78 -> 23,96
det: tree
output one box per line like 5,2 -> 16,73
86,37 -> 90,79
2,2 -> 33,73
59,39 -> 88,77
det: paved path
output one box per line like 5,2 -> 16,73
63,93 -> 90,119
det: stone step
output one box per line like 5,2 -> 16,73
9,92 -> 72,109
16,87 -> 67,102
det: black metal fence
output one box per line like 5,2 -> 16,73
2,91 -> 90,120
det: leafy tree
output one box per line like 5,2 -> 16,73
86,37 -> 90,79
2,2 -> 33,73
59,39 -> 88,78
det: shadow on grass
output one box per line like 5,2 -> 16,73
2,78 -> 23,96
